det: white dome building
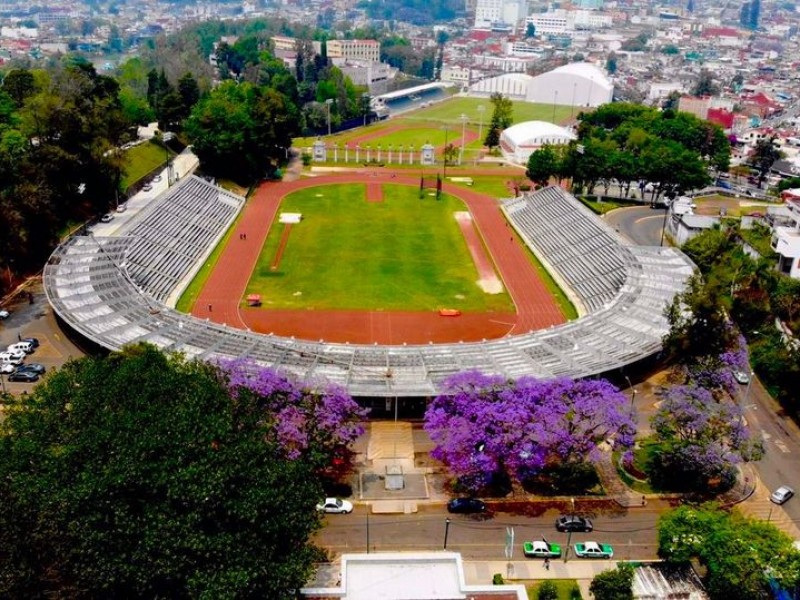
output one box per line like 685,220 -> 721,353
469,62 -> 613,108
500,121 -> 576,164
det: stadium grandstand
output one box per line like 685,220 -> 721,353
44,184 -> 693,398
372,82 -> 453,116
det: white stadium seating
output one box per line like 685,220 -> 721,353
44,183 -> 694,397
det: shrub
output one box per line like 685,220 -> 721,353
537,580 -> 559,600
492,573 -> 505,585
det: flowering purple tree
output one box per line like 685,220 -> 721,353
219,359 -> 366,467
424,371 -> 636,491
650,385 -> 763,491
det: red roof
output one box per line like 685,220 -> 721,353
470,30 -> 492,42
702,27 -> 739,38
708,108 -> 735,129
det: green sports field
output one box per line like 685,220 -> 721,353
246,184 -> 513,312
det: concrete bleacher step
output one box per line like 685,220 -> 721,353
367,421 -> 415,461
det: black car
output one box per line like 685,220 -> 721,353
21,337 -> 40,349
8,370 -> 39,383
16,363 -> 46,375
555,515 -> 593,532
447,498 -> 487,514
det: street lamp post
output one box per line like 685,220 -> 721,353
325,98 -> 334,136
660,199 -> 673,247
552,90 -> 558,124
477,104 -> 485,143
162,131 -> 175,186
459,113 -> 468,165
444,518 -> 451,550
442,126 -> 449,180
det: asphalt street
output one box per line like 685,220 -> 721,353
313,501 -> 670,561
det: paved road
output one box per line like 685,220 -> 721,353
737,376 -> 800,536
314,501 -> 670,561
604,206 -> 669,247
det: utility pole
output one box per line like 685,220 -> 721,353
459,113 -> 468,165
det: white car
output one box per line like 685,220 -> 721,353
7,342 -> 33,355
1,363 -> 15,374
733,370 -> 751,384
316,498 -> 353,514
0,308 -> 9,320
3,347 -> 25,360
771,486 -> 794,505
100,213 -> 114,223
0,352 -> 24,366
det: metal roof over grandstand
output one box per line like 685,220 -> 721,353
374,82 -> 451,102
44,180 -> 694,398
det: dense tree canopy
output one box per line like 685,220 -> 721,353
185,80 -> 299,182
0,344 -> 365,599
527,103 -> 728,198
424,371 -> 635,491
649,384 -> 762,491
659,505 -> 800,600
0,60 -> 129,293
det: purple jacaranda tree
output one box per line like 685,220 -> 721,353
219,359 -> 367,467
650,384 -> 763,490
682,332 -> 750,398
424,371 -> 636,490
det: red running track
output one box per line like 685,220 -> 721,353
192,171 -> 565,344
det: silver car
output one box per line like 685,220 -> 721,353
770,486 -> 794,505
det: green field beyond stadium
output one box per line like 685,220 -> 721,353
245,184 -> 513,312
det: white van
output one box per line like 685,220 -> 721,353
0,352 -> 24,366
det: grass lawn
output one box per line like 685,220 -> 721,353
293,98 -> 574,148
524,579 -> 583,599
358,127 -> 452,149
246,184 -> 513,312
449,175 -> 520,198
121,141 -> 171,190
403,97 -> 574,126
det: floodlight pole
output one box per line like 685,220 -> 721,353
326,99 -> 334,136
660,200 -> 672,247
477,105 -> 485,143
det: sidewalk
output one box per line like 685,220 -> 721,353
464,558 -> 622,598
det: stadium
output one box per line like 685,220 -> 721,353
44,173 -> 693,398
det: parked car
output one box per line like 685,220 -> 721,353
7,341 -> 34,355
116,202 -> 128,213
734,370 -> 751,384
100,213 -> 114,223
1,363 -> 15,374
16,363 -> 46,375
770,486 -> 794,505
316,498 -> 353,514
21,337 -> 40,349
447,498 -> 487,514
0,308 -> 9,319
153,175 -> 163,183
555,515 -> 593,533
0,352 -> 24,366
523,540 -> 561,558
8,370 -> 38,383
2,348 -> 25,360
142,183 -> 153,192
574,541 -> 614,559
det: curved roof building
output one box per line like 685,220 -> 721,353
469,62 -> 613,108
500,121 -> 576,163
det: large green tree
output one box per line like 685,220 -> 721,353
658,505 -> 800,600
0,345 -> 333,599
526,144 -> 560,187
589,563 -> 634,600
185,80 -> 299,182
485,92 -> 513,149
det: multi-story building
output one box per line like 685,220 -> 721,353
771,198 -> 800,279
326,39 -> 380,62
474,0 -> 526,30
526,10 -> 612,37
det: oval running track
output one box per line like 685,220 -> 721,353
191,170 -> 565,345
